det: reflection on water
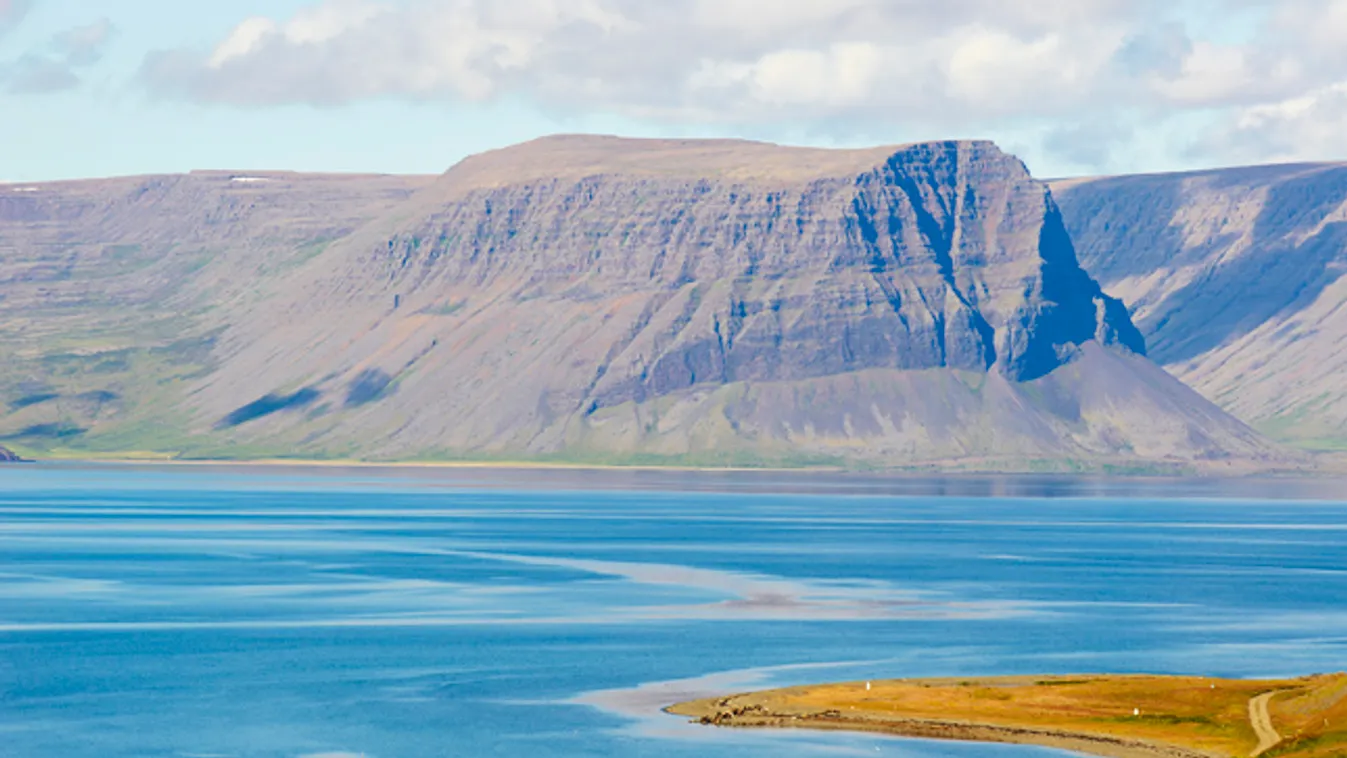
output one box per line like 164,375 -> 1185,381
6,461 -> 1347,501
1,464 -> 1345,758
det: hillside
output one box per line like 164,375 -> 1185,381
0,170 -> 435,454
1052,163 -> 1347,451
0,137 -> 1289,469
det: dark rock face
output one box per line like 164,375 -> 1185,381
1053,164 -> 1347,365
0,445 -> 26,462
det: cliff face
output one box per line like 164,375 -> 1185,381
1053,163 -> 1347,450
367,138 -> 1141,388
0,136 -> 1285,467
182,137 -> 1271,467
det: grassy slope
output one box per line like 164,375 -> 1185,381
1269,675 -> 1347,757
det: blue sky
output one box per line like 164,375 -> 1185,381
0,0 -> 647,179
3,0 -> 1345,181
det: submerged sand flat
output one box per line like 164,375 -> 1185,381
668,673 -> 1347,758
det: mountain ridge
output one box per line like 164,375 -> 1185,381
1052,160 -> 1347,451
181,137 -> 1270,468
0,136 -> 1294,470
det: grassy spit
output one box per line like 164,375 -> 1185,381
667,673 -> 1347,758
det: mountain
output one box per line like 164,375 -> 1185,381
0,137 -> 1287,469
0,170 -> 434,454
0,445 -> 24,462
1052,162 -> 1347,451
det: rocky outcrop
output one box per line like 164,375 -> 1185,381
1053,163 -> 1347,450
0,445 -> 26,462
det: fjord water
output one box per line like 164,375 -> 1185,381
2,466 -> 1345,758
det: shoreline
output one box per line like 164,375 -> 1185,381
666,674 -> 1347,758
665,702 -> 1218,758
8,455 -> 836,474
3,451 -> 1338,478
10,457 -> 1347,501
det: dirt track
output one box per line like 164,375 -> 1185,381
1248,691 -> 1282,757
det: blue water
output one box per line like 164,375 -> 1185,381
2,464 -> 1345,758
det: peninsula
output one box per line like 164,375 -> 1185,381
668,673 -> 1347,758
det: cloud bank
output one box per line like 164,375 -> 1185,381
137,0 -> 1347,171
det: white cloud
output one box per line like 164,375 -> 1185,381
691,43 -> 890,108
208,18 -> 279,69
945,29 -> 1080,108
135,0 -> 1347,172
284,1 -> 386,45
1149,41 -> 1272,105
1211,82 -> 1347,162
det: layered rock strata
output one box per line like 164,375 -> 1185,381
186,137 -> 1273,466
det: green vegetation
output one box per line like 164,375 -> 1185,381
421,300 -> 468,316
1256,400 -> 1347,452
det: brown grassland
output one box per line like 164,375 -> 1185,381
667,673 -> 1347,758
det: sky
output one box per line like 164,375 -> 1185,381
3,0 -> 1347,181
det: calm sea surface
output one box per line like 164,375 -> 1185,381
2,464 -> 1345,758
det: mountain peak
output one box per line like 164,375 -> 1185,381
176,135 -> 1261,468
